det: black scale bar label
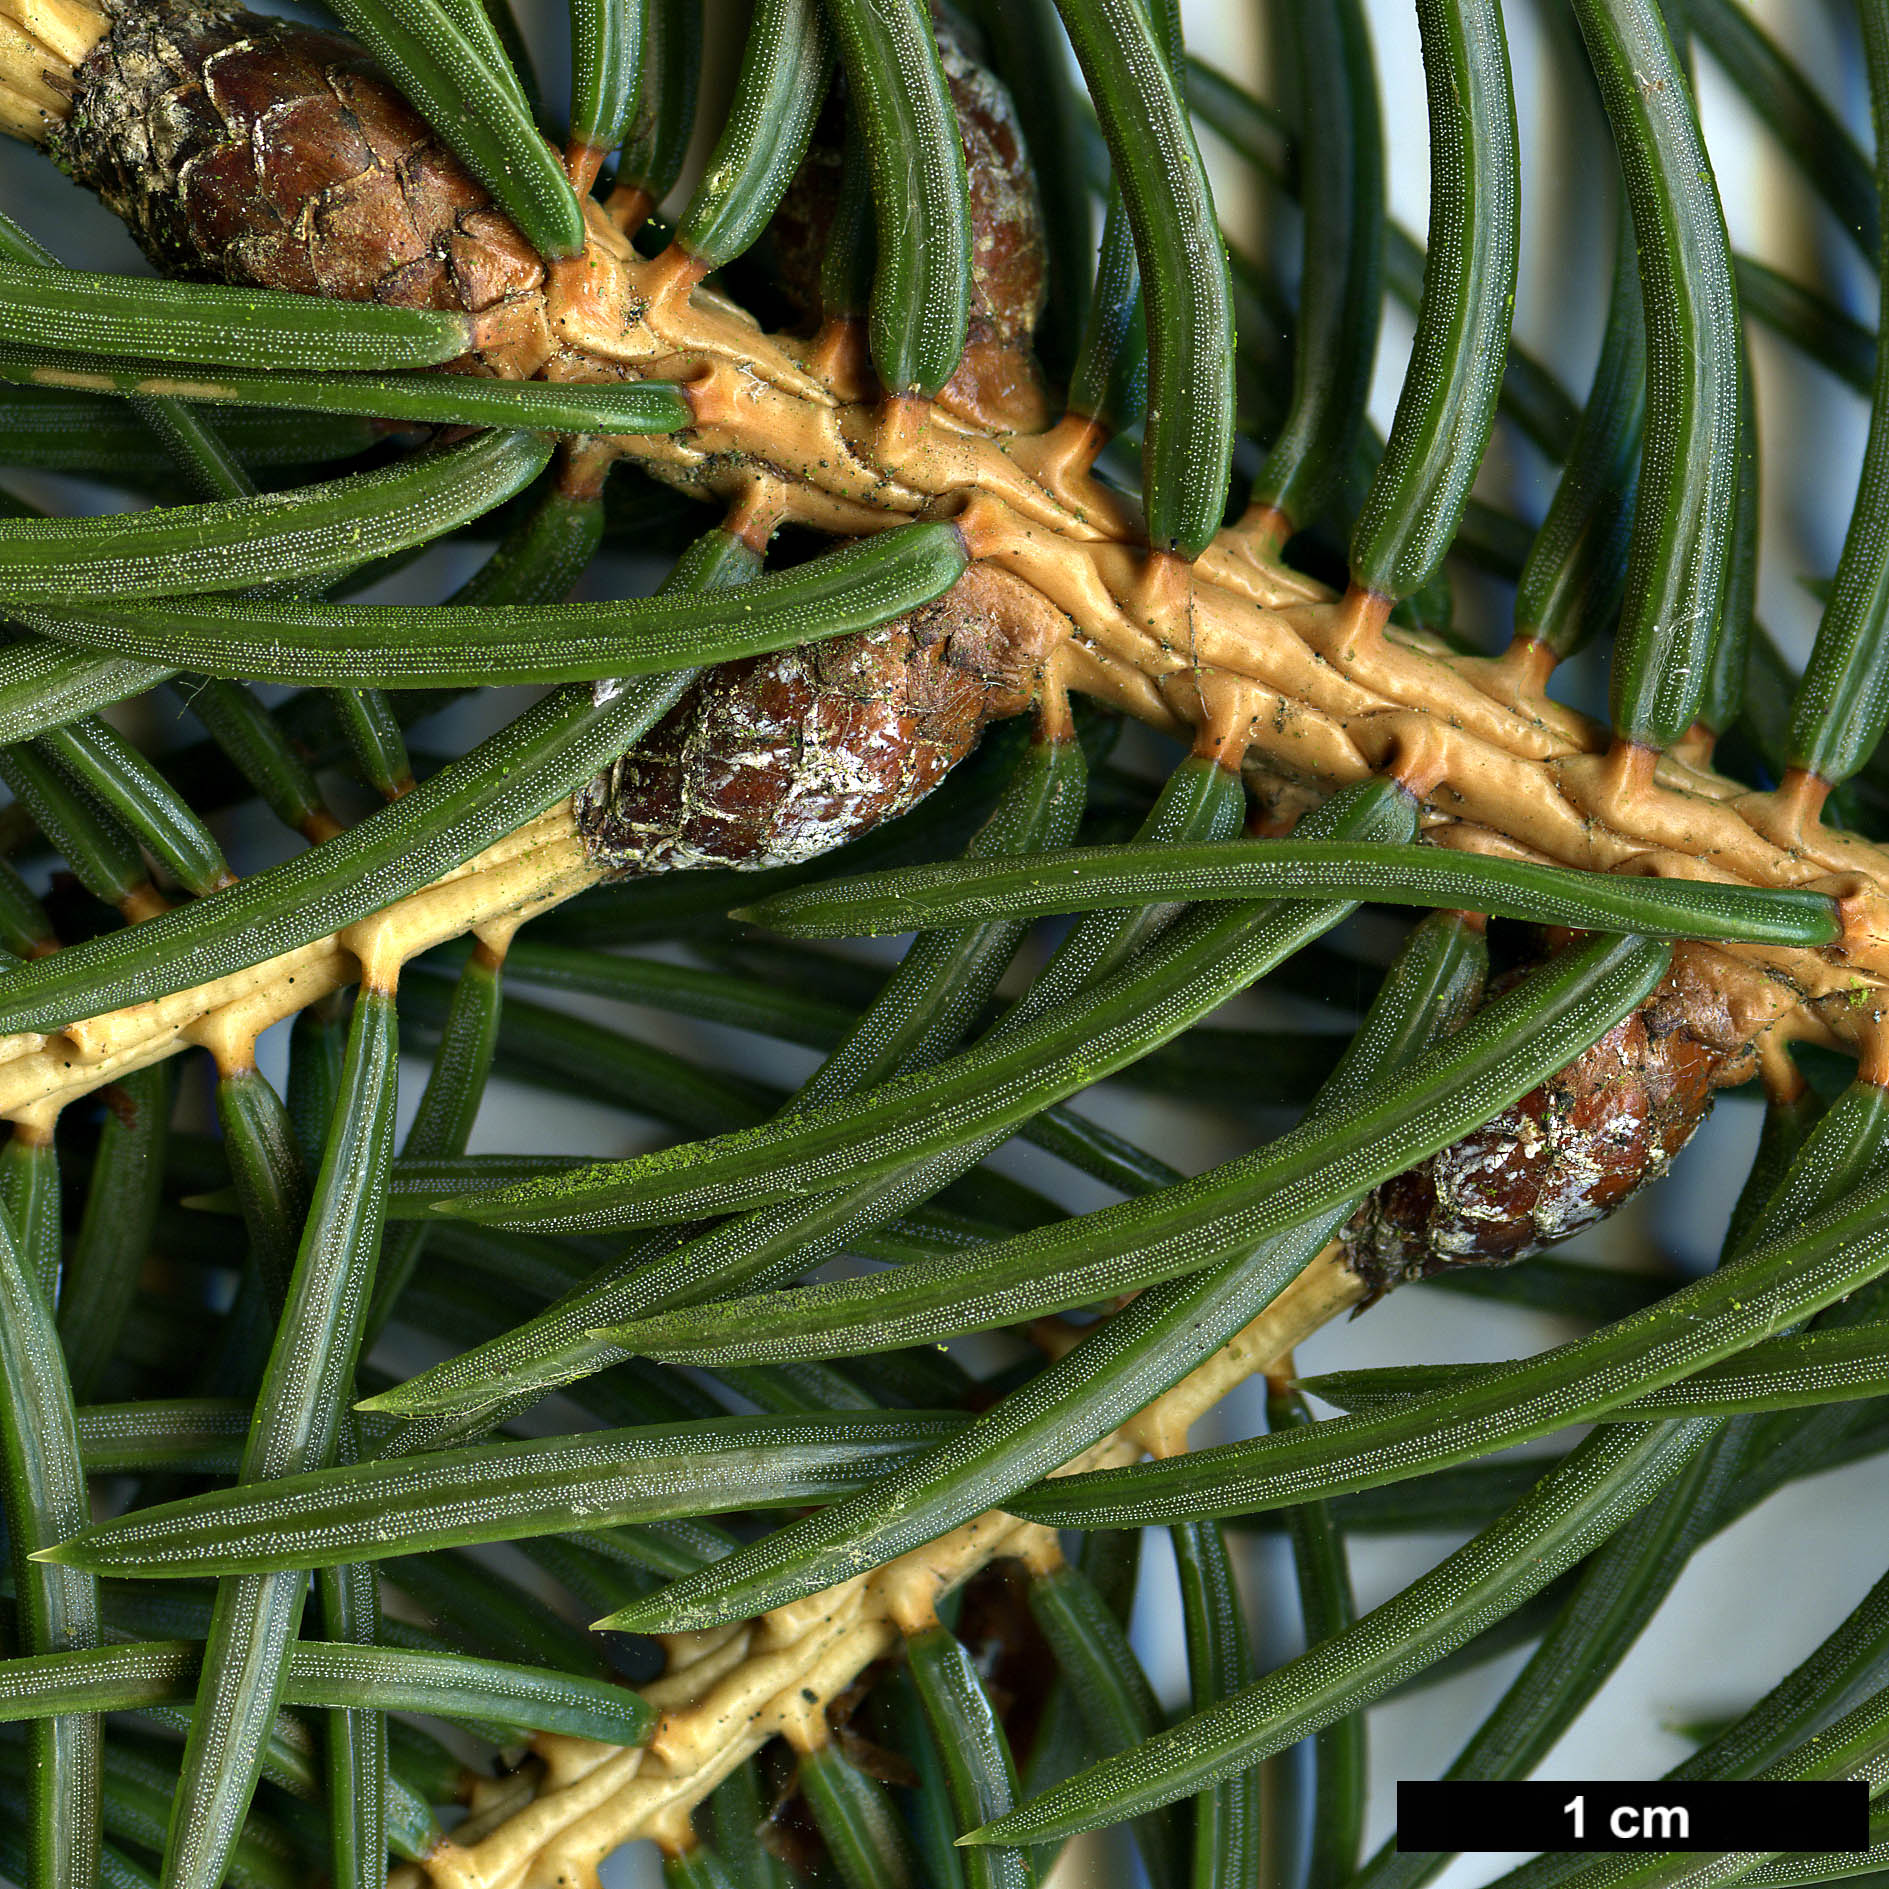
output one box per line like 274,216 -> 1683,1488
1397,1780 -> 1870,1853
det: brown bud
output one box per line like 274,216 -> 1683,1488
52,0 -> 548,374
766,14 -> 1049,428
1341,942 -> 1761,1295
762,85 -> 846,322
574,563 -> 1065,876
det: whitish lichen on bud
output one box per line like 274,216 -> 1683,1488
574,565 -> 1068,874
1342,940 -> 1761,1293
